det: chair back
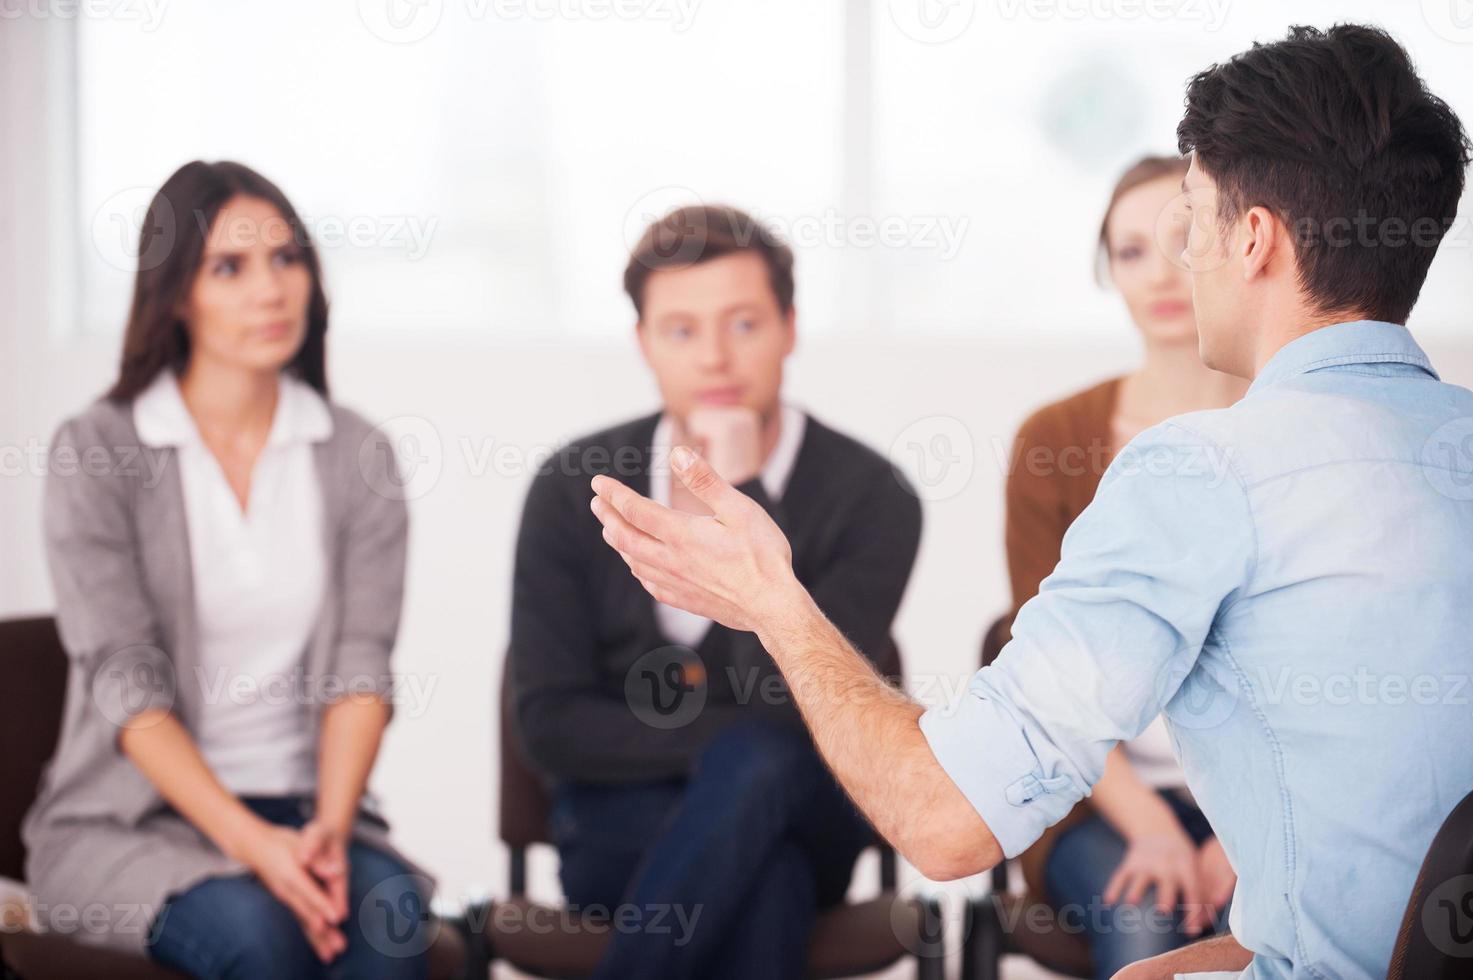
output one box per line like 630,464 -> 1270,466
498,658 -> 554,851
0,616 -> 68,882
980,614 -> 1011,669
1388,789 -> 1473,978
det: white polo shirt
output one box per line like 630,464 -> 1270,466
134,369 -> 331,797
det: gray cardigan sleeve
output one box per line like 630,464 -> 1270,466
43,412 -> 176,739
325,413 -> 410,707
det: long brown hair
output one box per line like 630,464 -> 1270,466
1094,154 -> 1190,286
107,161 -> 330,402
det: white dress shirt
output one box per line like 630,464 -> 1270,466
134,370 -> 331,797
649,404 -> 807,648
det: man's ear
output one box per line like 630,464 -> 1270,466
1241,206 -> 1282,282
781,307 -> 797,357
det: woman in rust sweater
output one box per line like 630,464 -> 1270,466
1002,156 -> 1248,979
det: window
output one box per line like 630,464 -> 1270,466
869,0 -> 1473,337
76,0 -> 845,339
73,0 -> 1473,341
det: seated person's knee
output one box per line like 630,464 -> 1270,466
697,717 -> 818,788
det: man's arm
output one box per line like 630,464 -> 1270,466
748,585 -> 1004,879
715,468 -> 922,729
1110,934 -> 1253,979
590,450 -> 996,877
591,423 -> 1254,880
510,466 -> 751,782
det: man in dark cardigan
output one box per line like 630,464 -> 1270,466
509,204 -> 922,979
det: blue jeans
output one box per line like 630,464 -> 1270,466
1045,788 -> 1228,980
553,718 -> 874,980
147,796 -> 430,980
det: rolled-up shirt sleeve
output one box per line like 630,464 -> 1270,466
920,420 -> 1257,858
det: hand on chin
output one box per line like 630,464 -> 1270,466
683,403 -> 763,485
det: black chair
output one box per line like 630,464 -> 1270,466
963,614 -> 1091,980
1387,789 -> 1473,978
477,646 -> 946,979
0,615 -> 470,980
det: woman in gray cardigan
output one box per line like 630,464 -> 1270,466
23,161 -> 431,979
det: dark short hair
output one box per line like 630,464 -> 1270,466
1177,24 -> 1471,324
623,204 -> 795,319
107,160 -> 329,402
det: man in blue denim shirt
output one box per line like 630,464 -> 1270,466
589,24 -> 1473,980
913,316 -> 1473,979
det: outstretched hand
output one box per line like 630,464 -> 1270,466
596,443 -> 1005,883
589,445 -> 808,634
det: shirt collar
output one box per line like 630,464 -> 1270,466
133,370 -> 334,448
651,403 -> 807,503
1247,319 -> 1439,396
